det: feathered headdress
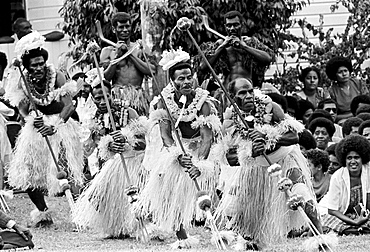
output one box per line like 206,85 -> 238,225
85,67 -> 104,87
159,47 -> 190,71
14,31 -> 46,60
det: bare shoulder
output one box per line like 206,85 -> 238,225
55,70 -> 66,88
200,101 -> 211,116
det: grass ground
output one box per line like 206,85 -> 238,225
5,194 -> 370,251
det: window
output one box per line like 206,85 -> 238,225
0,0 -> 26,38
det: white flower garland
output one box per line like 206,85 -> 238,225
161,84 -> 209,122
21,64 -> 57,106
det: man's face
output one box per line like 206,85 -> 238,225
323,103 -> 337,122
16,21 -> 32,39
173,68 -> 193,95
81,83 -> 91,99
225,16 -> 242,37
28,56 -> 46,81
362,127 -> 370,141
113,21 -> 131,41
233,79 -> 254,113
313,126 -> 330,150
92,86 -> 111,113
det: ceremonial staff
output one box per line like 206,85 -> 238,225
176,17 -> 334,251
140,43 -> 226,250
15,62 -> 75,212
86,42 -> 148,242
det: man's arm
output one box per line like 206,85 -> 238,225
55,71 -> 76,122
239,40 -> 272,65
156,101 -> 175,147
277,131 -> 299,146
102,47 -> 117,81
199,39 -> 230,72
129,51 -> 156,75
198,102 -> 213,159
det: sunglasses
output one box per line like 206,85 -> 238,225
324,108 -> 337,113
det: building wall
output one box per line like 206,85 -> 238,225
265,0 -> 350,78
0,0 -> 69,68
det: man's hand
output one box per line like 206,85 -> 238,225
226,146 -> 239,166
248,129 -> 265,141
252,139 -> 265,158
187,165 -> 201,179
230,35 -> 241,48
108,142 -> 128,153
38,125 -> 56,136
33,116 -> 44,128
110,130 -> 126,143
13,224 -> 32,241
116,41 -> 128,58
219,36 -> 234,49
177,154 -> 193,169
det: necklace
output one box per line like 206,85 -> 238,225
161,84 -> 208,122
23,65 -> 57,106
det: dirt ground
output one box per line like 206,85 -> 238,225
5,194 -> 370,251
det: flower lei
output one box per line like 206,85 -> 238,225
161,84 -> 208,122
22,65 -> 57,106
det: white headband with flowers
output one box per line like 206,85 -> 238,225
159,47 -> 190,71
14,31 -> 46,60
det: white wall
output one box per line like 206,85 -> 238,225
0,0 -> 69,68
265,0 -> 350,78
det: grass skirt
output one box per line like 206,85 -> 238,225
73,151 -> 146,237
112,86 -> 150,116
137,143 -> 218,232
216,144 -> 314,246
7,115 -> 84,195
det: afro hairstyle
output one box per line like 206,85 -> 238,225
285,95 -> 299,116
325,56 -> 353,81
358,120 -> 370,135
356,112 -> 370,121
298,129 -> 317,151
267,93 -> 288,113
298,66 -> 321,86
326,143 -> 337,156
306,149 -> 330,173
308,117 -> 335,138
317,98 -> 337,110
22,48 -> 49,69
296,99 -> 315,121
308,109 -> 334,125
350,95 -> 370,115
356,104 -> 370,116
335,134 -> 370,166
342,117 -> 363,137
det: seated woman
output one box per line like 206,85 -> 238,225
320,135 -> 370,235
308,117 -> 335,151
294,66 -> 329,108
326,143 -> 341,175
297,99 -> 315,126
306,149 -> 331,202
326,56 -> 369,123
